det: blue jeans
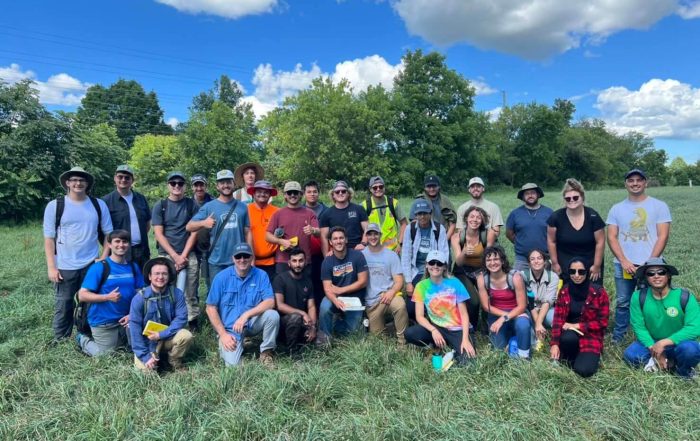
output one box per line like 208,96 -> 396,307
612,262 -> 637,342
319,297 -> 363,337
624,340 -> 700,378
512,257 -> 529,272
218,310 -> 280,367
487,313 -> 531,351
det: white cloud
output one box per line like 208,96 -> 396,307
470,78 -> 497,96
155,0 -> 278,19
166,117 -> 179,128
595,79 -> 700,139
485,107 -> 502,122
250,63 -> 324,105
0,63 -> 89,106
331,55 -> 404,91
391,0 -> 691,59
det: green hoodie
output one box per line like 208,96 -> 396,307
630,287 -> 700,347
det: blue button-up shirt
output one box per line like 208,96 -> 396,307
206,266 -> 273,338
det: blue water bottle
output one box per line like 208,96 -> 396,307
508,336 -> 518,357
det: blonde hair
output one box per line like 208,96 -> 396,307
329,186 -> 355,202
562,178 -> 585,201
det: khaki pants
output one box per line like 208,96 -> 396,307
366,295 -> 408,345
134,329 -> 193,371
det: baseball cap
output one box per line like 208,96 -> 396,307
216,169 -> 234,181
284,181 -> 302,193
191,174 -> 207,184
366,223 -> 381,234
333,180 -> 349,191
115,164 -> 134,176
232,243 -> 253,257
368,176 -> 385,187
624,168 -> 647,180
166,171 -> 185,182
424,176 -> 440,186
426,250 -> 447,264
412,200 -> 432,214
468,177 -> 485,188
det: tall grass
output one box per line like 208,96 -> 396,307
0,187 -> 698,440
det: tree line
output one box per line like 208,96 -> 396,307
2,50 -> 697,221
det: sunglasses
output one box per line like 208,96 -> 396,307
334,189 -> 348,194
427,260 -> 445,267
116,175 -> 133,181
169,181 -> 185,187
645,269 -> 668,277
233,254 -> 252,260
564,195 -> 580,203
568,268 -> 588,276
286,191 -> 301,196
371,185 -> 384,191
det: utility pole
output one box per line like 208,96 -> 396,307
501,90 -> 507,109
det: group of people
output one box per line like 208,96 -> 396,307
43,162 -> 699,378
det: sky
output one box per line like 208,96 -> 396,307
1,0 -> 699,163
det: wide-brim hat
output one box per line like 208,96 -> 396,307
634,257 -> 679,279
60,166 -> 95,192
517,183 -> 544,200
246,180 -> 278,196
234,162 -> 264,187
142,257 -> 177,285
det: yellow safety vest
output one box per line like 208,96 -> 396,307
362,196 -> 400,251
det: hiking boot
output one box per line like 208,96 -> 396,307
259,350 -> 275,368
169,359 -> 188,372
188,319 -> 200,333
314,331 -> 331,349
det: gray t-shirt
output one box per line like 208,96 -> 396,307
362,247 -> 403,307
606,196 -> 672,265
152,197 -> 198,254
457,198 -> 504,230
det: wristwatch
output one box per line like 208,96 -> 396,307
503,314 -> 510,322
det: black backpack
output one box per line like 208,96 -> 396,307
638,287 -> 692,313
54,196 -> 104,252
73,260 -> 138,337
363,196 -> 399,225
410,220 -> 441,243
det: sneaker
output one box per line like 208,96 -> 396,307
259,350 -> 275,368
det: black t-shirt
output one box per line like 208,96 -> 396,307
319,203 -> 368,248
320,249 -> 368,301
273,271 -> 313,312
547,206 -> 605,273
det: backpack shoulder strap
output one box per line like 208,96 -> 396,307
363,196 -> 373,213
54,196 -> 65,254
88,196 -> 103,237
638,287 -> 649,310
160,198 -> 168,228
186,197 -> 196,218
523,269 -> 531,286
387,196 -> 398,222
507,270 -> 516,291
479,229 -> 487,247
410,221 -> 417,242
96,260 -> 111,293
459,228 -> 466,248
680,288 -> 690,312
433,222 -> 440,243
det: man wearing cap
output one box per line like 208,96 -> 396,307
274,247 -> 317,352
319,180 -> 369,256
401,200 -> 448,319
304,180 -> 327,306
607,169 -> 672,344
191,174 -> 214,207
43,166 -> 113,341
248,180 -> 279,281
232,162 -> 265,204
362,223 -> 408,345
151,172 -> 200,329
457,177 -> 504,242
190,173 -> 213,306
187,170 -> 252,288
319,226 -> 369,340
624,258 -> 699,378
76,230 -> 145,356
505,183 -> 554,271
129,257 -> 193,372
361,176 -> 407,254
102,165 -> 152,270
206,243 -> 279,367
266,181 -> 320,275
413,175 -> 456,239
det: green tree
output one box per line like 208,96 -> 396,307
191,74 -> 244,113
77,79 -> 172,147
129,134 -> 181,199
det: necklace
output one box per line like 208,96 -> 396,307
527,207 -> 540,218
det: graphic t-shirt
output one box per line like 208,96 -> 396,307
320,249 -> 368,301
606,196 -> 672,265
412,278 -> 470,331
191,199 -> 250,266
81,257 -> 145,326
319,203 -> 368,248
415,227 -> 432,275
361,247 -> 403,307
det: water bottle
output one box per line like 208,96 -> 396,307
508,336 -> 518,357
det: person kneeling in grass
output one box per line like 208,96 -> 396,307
624,258 -> 700,378
129,257 -> 193,372
405,250 -> 475,364
550,258 -> 609,377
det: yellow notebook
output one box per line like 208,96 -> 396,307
142,320 -> 168,336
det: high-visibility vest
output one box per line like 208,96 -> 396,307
362,195 -> 401,251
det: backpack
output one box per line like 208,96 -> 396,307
458,228 -> 487,249
73,260 -> 138,337
522,268 -> 553,287
54,196 -> 104,252
483,269 -> 518,294
410,220 -> 441,244
160,197 -> 197,229
136,287 -> 176,319
363,196 -> 399,225
638,287 -> 692,313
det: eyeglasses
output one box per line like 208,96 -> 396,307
371,185 -> 384,191
286,191 -> 301,196
116,175 -> 133,181
169,181 -> 185,187
427,260 -> 445,267
564,195 -> 580,203
568,268 -> 588,276
646,269 -> 668,277
233,254 -> 252,260
67,178 -> 87,184
334,189 -> 347,194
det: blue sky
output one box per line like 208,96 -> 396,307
2,0 -> 699,163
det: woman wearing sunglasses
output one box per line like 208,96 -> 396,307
547,178 -> 605,283
405,250 -> 475,364
477,245 -> 531,359
624,258 -> 700,378
550,258 -> 609,377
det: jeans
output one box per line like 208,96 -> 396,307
53,265 -> 91,340
612,262 -> 637,342
623,340 -> 700,378
512,257 -> 529,272
487,313 -> 531,351
218,310 -> 280,366
278,313 -> 314,349
319,297 -> 363,337
206,263 -> 232,294
78,322 -> 130,357
128,244 -> 150,272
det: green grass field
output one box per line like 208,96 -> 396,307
1,187 -> 698,440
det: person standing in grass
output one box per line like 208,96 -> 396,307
319,180 -> 369,255
624,258 -> 700,378
274,248 -> 317,353
206,243 -> 279,367
304,180 -> 327,309
129,257 -> 193,372
550,258 -> 609,377
76,230 -> 145,356
362,223 -> 408,345
477,245 -> 531,359
506,183 -> 553,271
361,176 -> 408,254
247,180 -> 279,281
232,162 -> 265,204
412,175 -> 456,239
43,166 -> 113,342
456,177 -> 504,244
405,250 -> 475,364
607,169 -> 672,344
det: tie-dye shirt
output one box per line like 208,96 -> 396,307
412,277 -> 470,331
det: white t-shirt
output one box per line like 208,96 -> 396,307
456,198 -> 504,230
606,196 -> 672,265
123,192 -> 141,245
362,247 -> 403,307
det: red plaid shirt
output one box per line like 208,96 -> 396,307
550,285 -> 609,355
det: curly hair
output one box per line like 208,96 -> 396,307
482,245 -> 511,273
463,205 -> 489,231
